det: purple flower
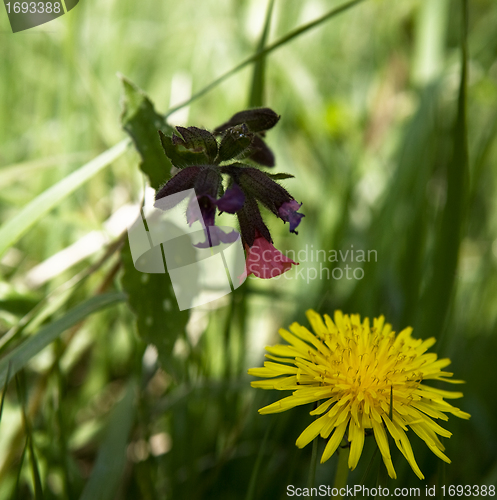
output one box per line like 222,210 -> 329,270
278,200 -> 305,233
216,184 -> 245,214
153,110 -> 305,268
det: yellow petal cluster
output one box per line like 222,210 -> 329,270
248,310 -> 470,479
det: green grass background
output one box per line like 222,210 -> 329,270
1,0 -> 497,498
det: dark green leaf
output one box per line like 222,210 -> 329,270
218,124 -> 253,162
159,130 -> 210,168
120,75 -> 174,189
0,296 -> 39,317
175,126 -> 218,162
120,239 -> 189,376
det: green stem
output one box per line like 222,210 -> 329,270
222,293 -> 236,378
0,362 -> 11,424
331,443 -> 349,499
248,0 -> 275,108
165,0 -> 367,117
375,457 -> 389,500
246,419 -> 273,500
308,437 -> 319,489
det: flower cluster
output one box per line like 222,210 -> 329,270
154,108 -> 303,278
248,310 -> 470,479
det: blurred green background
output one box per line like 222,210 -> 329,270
1,0 -> 496,498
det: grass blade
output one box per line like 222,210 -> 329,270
245,418 -> 273,500
0,233 -> 126,353
412,0 -> 449,85
0,362 -> 11,425
421,0 -> 469,343
0,152 -> 92,188
0,139 -> 129,260
248,0 -> 275,108
0,292 -> 126,388
16,373 -> 44,499
14,439 -> 28,500
166,0 -> 367,117
78,379 -> 137,500
469,110 -> 497,208
307,436 -> 319,489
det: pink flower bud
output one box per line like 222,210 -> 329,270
245,232 -> 298,279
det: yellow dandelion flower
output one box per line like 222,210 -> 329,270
248,310 -> 470,480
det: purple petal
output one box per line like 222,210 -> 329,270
287,211 -> 305,232
278,200 -> 305,233
194,226 -> 239,248
216,184 -> 245,214
279,200 -> 301,214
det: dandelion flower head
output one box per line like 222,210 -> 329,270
248,310 -> 470,479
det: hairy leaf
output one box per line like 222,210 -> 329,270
214,108 -> 279,135
218,124 -> 253,162
120,75 -> 173,189
175,126 -> 218,162
159,131 -> 210,168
